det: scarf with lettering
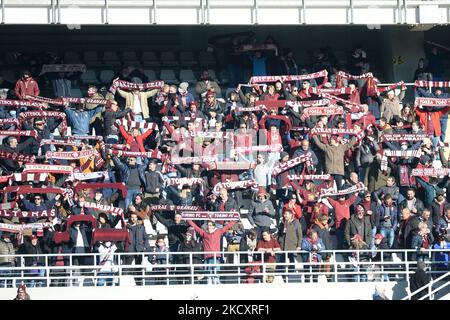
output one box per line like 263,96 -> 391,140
39,64 -> 86,75
149,204 -> 200,212
23,164 -> 74,176
0,118 -> 20,127
180,211 -> 240,221
45,149 -> 97,160
208,161 -> 256,171
40,139 -> 82,147
0,209 -> 56,218
414,97 -> 450,109
24,95 -> 108,106
318,92 -> 364,112
109,149 -> 161,159
249,69 -> 328,84
287,174 -> 332,181
272,152 -> 312,177
0,130 -> 37,138
115,119 -> 159,131
109,79 -> 164,94
309,87 -> 354,95
379,134 -> 426,142
380,149 -> 422,171
171,155 -> 218,165
164,177 -> 204,187
0,99 -> 46,109
72,171 -> 109,181
377,81 -> 407,93
234,144 -> 283,154
320,181 -> 366,198
411,168 -> 450,176
0,151 -> 35,163
239,43 -> 278,56
83,201 -> 123,216
19,111 -> 68,133
300,106 -> 344,120
212,179 -> 258,194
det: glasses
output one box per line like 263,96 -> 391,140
292,89 -> 298,92
34,197 -> 41,200
35,123 -> 44,126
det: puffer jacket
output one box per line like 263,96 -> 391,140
248,194 -> 276,228
0,239 -> 15,265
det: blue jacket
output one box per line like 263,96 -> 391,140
65,107 -> 102,135
433,242 -> 450,267
112,156 -> 147,188
376,204 -> 398,231
415,87 -> 450,99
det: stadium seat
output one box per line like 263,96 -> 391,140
64,51 -> 82,64
179,69 -> 197,85
179,51 -> 197,67
122,51 -> 140,66
83,51 -> 103,67
103,51 -> 121,67
143,69 -> 157,81
160,51 -> 179,66
80,70 -> 100,85
99,69 -> 115,85
0,69 -> 17,83
4,52 -> 19,66
198,51 -> 216,67
70,88 -> 83,98
141,51 -> 160,67
159,69 -> 179,85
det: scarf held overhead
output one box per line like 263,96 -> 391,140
180,211 -> 240,221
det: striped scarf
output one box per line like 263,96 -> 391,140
109,149 -> 160,159
411,168 -> 450,177
234,144 -> 283,154
272,152 -> 312,177
380,150 -> 422,171
115,119 -> 159,131
414,80 -> 450,88
319,182 -> 366,198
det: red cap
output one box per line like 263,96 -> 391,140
257,187 -> 267,196
30,235 -> 37,240
375,234 -> 384,240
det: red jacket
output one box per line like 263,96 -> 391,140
15,77 -> 40,99
188,220 -> 236,259
327,194 -> 357,229
119,125 -> 154,152
416,107 -> 450,137
283,203 -> 302,219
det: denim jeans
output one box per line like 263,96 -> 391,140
0,269 -> 14,288
380,227 -> 395,248
125,188 -> 142,209
26,267 -> 46,287
204,257 -> 222,283
97,272 -> 114,286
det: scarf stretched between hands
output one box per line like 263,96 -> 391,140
23,164 -> 74,176
411,167 -> 450,176
0,151 -> 35,163
300,105 -> 344,121
414,97 -> 450,109
319,181 -> 366,198
414,80 -> 450,88
109,79 -> 164,95
287,174 -> 332,181
0,209 -> 56,218
24,94 -> 108,105
180,211 -> 240,221
249,69 -> 328,84
19,111 -> 68,133
0,118 -> 20,127
109,149 -> 161,159
234,144 -> 283,154
238,43 -> 278,56
170,155 -> 218,165
149,204 -> 200,212
0,130 -> 37,138
272,152 -> 312,176
45,149 -> 97,160
379,134 -> 426,142
380,149 -> 422,171
164,177 -> 204,187
0,99 -> 46,109
212,179 -> 259,194
115,119 -> 159,131
83,201 -> 123,216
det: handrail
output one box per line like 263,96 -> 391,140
402,271 -> 450,300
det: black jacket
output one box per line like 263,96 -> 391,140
431,200 -> 450,227
69,224 -> 92,253
410,269 -> 431,300
144,170 -> 164,193
344,214 -> 373,248
23,117 -> 62,155
395,217 -> 416,249
127,223 -> 150,253
21,241 -> 45,266
0,139 -> 34,174
103,108 -> 131,138
154,211 -> 189,249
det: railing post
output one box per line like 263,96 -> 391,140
397,0 -> 402,24
253,0 -> 258,25
57,0 -> 61,24
104,0 -> 109,24
403,0 -> 407,24
152,0 -> 157,24
50,0 -> 55,24
206,0 -> 210,24
301,0 -> 306,24
1,0 -> 5,24
349,0 -> 354,24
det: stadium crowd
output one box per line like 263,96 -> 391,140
0,34 -> 449,287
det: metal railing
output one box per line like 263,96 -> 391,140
402,270 -> 450,300
0,0 -> 449,25
0,248 -> 449,295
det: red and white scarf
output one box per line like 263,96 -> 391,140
149,204 -> 200,212
0,118 -> 20,127
309,87 -> 354,95
379,134 -> 426,142
0,99 -> 46,109
208,161 -> 256,171
45,149 -> 97,160
310,128 -> 357,136
24,95 -> 108,105
40,139 -> 82,147
239,43 -> 278,56
411,168 -> 450,176
377,81 -> 407,93
10,173 -> 48,184
19,111 -> 68,133
300,106 -> 344,120
0,130 -> 37,138
72,171 -> 109,181
115,119 -> 159,131
212,179 -> 258,194
109,149 -> 160,158
0,209 -> 57,218
109,79 -> 164,94
380,150 -> 422,171
414,80 -> 450,88
414,97 -> 450,108
171,155 -> 218,165
319,181 -> 365,198
39,64 -> 86,75
272,152 -> 312,176
234,144 -> 283,154
83,201 -> 123,216
0,151 -> 35,163
249,69 -> 328,84
190,131 -> 234,140
164,177 -> 204,187
23,164 -> 74,176
67,135 -> 104,141
180,211 -> 240,221
287,174 -> 331,181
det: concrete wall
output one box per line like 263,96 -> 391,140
0,280 -> 410,300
